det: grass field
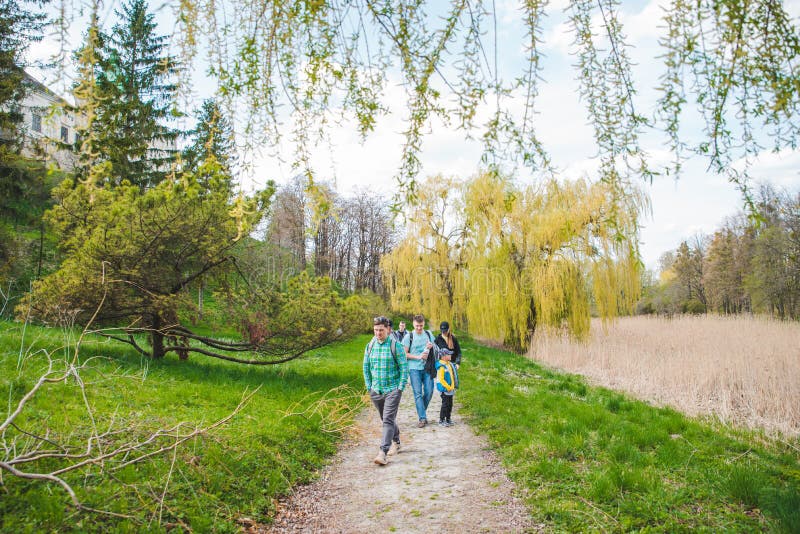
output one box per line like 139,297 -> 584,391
0,321 -> 369,533
459,341 -> 800,532
528,315 -> 800,437
2,319 -> 799,532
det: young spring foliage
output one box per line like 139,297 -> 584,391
381,175 -> 468,322
162,0 -> 800,203
383,172 -> 646,350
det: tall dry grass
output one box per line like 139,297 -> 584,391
529,315 -> 800,437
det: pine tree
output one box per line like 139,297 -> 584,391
182,98 -> 235,191
76,0 -> 180,190
0,0 -> 46,159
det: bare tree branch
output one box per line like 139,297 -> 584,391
1,304 -> 259,520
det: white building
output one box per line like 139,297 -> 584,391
16,71 -> 83,171
9,70 -> 178,176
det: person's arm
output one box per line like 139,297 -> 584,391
363,349 -> 372,391
403,336 -> 422,360
453,337 -> 462,367
397,344 -> 409,389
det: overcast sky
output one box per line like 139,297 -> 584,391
29,0 -> 800,269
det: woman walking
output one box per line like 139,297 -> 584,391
434,321 -> 461,369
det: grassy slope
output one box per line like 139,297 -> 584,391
0,321 -> 370,533
2,323 -> 798,532
459,341 -> 800,532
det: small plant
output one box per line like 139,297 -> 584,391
726,464 -> 768,508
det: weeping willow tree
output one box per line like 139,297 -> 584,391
467,173 -> 646,350
382,174 -> 468,321
383,172 -> 647,351
42,0 -> 800,205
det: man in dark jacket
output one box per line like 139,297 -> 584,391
393,321 -> 409,343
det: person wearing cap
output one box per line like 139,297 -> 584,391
434,321 -> 462,369
435,347 -> 459,426
364,316 -> 408,465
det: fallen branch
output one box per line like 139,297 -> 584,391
283,385 -> 367,434
2,286 -> 260,520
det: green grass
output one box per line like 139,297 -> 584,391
458,340 -> 800,532
0,320 -> 369,533
3,322 -> 799,532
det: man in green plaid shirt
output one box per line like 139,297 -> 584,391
364,316 -> 409,465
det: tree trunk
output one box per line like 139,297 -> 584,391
524,299 -> 538,353
151,314 -> 165,358
198,281 -> 204,320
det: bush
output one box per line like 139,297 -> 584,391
682,299 -> 706,314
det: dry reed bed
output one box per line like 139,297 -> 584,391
529,315 -> 800,437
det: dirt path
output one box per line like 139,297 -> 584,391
263,388 -> 540,533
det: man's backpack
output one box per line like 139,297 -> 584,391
408,330 -> 438,378
366,337 -> 401,368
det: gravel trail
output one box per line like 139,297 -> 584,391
263,388 -> 541,533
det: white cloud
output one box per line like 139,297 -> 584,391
733,149 -> 800,190
620,0 -> 669,43
787,0 -> 800,18
542,20 -> 574,56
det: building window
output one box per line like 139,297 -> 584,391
74,132 -> 81,145
60,126 -> 69,143
31,113 -> 42,133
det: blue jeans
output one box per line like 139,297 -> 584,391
409,368 -> 434,421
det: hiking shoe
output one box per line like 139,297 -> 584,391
388,442 -> 401,456
438,420 -> 447,427
373,450 -> 388,465
446,420 -> 454,427
417,419 -> 427,428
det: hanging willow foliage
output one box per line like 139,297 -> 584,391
383,172 -> 647,351
381,174 -> 468,321
47,0 -> 800,203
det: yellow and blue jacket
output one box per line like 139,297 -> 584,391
435,360 -> 459,395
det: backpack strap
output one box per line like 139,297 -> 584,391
389,338 -> 399,367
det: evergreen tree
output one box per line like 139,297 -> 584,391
0,0 -> 46,146
182,98 -> 235,191
0,0 -> 46,163
0,0 -> 51,304
75,0 -> 180,190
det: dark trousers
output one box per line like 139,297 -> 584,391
439,393 -> 454,422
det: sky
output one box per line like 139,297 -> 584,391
28,0 -> 800,269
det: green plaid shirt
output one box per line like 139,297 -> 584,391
363,336 -> 409,394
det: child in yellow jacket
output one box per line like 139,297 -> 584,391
435,348 -> 459,426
